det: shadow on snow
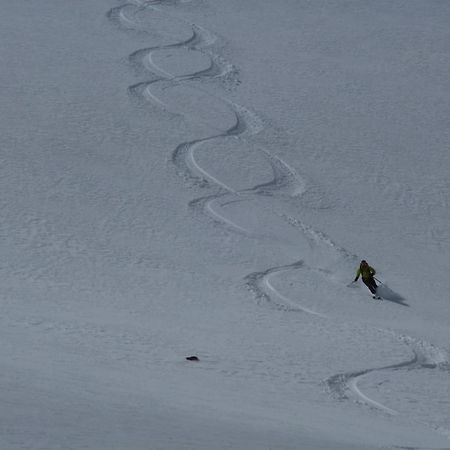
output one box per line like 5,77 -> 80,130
377,284 -> 409,307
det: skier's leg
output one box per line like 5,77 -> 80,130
369,278 -> 378,294
371,279 -> 381,299
363,278 -> 377,295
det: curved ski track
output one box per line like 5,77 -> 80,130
244,260 -> 326,317
107,0 -> 450,443
326,335 -> 450,417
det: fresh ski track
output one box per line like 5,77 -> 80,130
244,261 -> 325,317
327,335 -> 449,416
107,0 -> 450,442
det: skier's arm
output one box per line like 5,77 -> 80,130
354,269 -> 361,282
369,266 -> 376,276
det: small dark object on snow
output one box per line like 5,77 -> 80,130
186,356 -> 199,361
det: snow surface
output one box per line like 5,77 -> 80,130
1,0 -> 450,448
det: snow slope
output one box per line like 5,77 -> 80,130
1,0 -> 450,448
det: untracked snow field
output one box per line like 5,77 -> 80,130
1,0 -> 450,449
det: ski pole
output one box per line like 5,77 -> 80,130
374,276 -> 383,284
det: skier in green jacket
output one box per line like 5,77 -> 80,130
354,260 -> 381,299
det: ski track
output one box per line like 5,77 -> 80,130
244,261 -> 326,317
326,338 -> 445,416
107,0 -> 450,442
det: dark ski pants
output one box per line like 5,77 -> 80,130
362,277 -> 378,295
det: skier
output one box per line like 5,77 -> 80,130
353,260 -> 381,299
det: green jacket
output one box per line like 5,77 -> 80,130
355,265 -> 376,281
